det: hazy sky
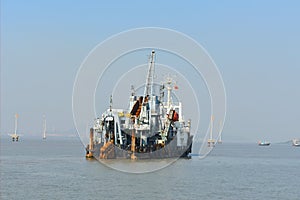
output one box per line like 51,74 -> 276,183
1,0 -> 300,142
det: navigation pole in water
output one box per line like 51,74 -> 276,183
208,115 -> 215,147
10,114 -> 20,142
43,115 -> 47,140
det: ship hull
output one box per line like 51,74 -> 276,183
91,135 -> 193,160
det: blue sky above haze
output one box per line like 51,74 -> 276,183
1,0 -> 300,142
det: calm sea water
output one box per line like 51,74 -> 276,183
1,137 -> 299,200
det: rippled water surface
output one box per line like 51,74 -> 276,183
1,138 -> 299,200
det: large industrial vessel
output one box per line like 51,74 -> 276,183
86,50 -> 193,159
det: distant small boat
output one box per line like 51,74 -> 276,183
292,139 -> 300,147
258,141 -> 270,146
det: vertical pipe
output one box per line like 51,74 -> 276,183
131,127 -> 137,160
86,128 -> 94,158
89,128 -> 94,151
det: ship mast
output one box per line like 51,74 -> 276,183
137,50 -> 156,126
166,77 -> 172,110
109,95 -> 113,112
144,50 -> 155,98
